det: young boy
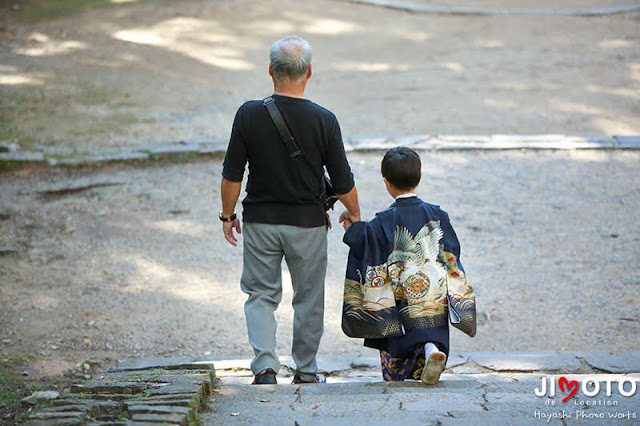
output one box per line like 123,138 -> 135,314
339,147 -> 475,384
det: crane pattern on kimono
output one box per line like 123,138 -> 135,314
356,221 -> 451,318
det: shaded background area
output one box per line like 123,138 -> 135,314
1,0 -> 639,154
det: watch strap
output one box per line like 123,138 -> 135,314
219,211 -> 237,222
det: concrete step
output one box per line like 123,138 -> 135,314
204,352 -> 640,425
22,352 -> 640,425
204,374 -> 640,425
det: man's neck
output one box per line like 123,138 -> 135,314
273,80 -> 307,98
273,88 -> 305,98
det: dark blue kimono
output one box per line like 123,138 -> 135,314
342,196 -> 474,365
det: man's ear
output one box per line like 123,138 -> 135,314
269,63 -> 274,77
307,64 -> 312,79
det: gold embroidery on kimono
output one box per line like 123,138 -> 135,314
342,218 -> 476,339
387,221 -> 448,318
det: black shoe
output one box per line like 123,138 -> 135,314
292,373 -> 326,384
252,368 -> 277,385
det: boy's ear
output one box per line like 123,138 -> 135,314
383,177 -> 394,194
383,177 -> 391,189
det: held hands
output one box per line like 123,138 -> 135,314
223,218 -> 242,246
339,210 -> 357,231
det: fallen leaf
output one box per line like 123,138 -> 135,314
83,338 -> 91,343
231,413 -> 240,417
260,399 -> 270,403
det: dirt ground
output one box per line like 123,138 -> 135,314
1,0 -> 639,390
1,0 -> 639,153
2,149 -> 640,381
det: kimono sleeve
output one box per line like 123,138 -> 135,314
439,210 -> 477,337
438,210 -> 465,274
343,217 -> 390,280
341,216 -> 403,339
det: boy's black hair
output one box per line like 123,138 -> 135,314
381,146 -> 421,191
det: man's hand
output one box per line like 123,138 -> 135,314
223,218 -> 242,246
221,177 -> 242,246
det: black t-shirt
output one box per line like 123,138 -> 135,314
222,95 -> 355,227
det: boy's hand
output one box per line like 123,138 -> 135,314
339,210 -> 354,230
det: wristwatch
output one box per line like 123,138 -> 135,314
219,211 -> 237,223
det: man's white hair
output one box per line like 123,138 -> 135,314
270,35 -> 312,82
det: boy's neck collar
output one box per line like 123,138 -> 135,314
395,193 -> 417,200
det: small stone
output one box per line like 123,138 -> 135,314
0,248 -> 18,257
130,413 -> 187,423
127,404 -> 191,415
71,382 -> 145,395
0,151 -> 44,162
0,208 -> 14,220
0,143 -> 20,152
614,135 -> 640,148
28,411 -> 83,421
21,390 -> 60,405
81,360 -> 101,371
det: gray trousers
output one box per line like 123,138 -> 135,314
241,222 -> 327,381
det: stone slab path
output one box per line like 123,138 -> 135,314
23,361 -> 215,425
346,0 -> 640,16
23,351 -> 640,425
2,134 -> 639,168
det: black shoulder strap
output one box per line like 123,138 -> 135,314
263,96 -> 302,159
262,96 -> 336,207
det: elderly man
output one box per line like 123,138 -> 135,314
220,35 -> 361,384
